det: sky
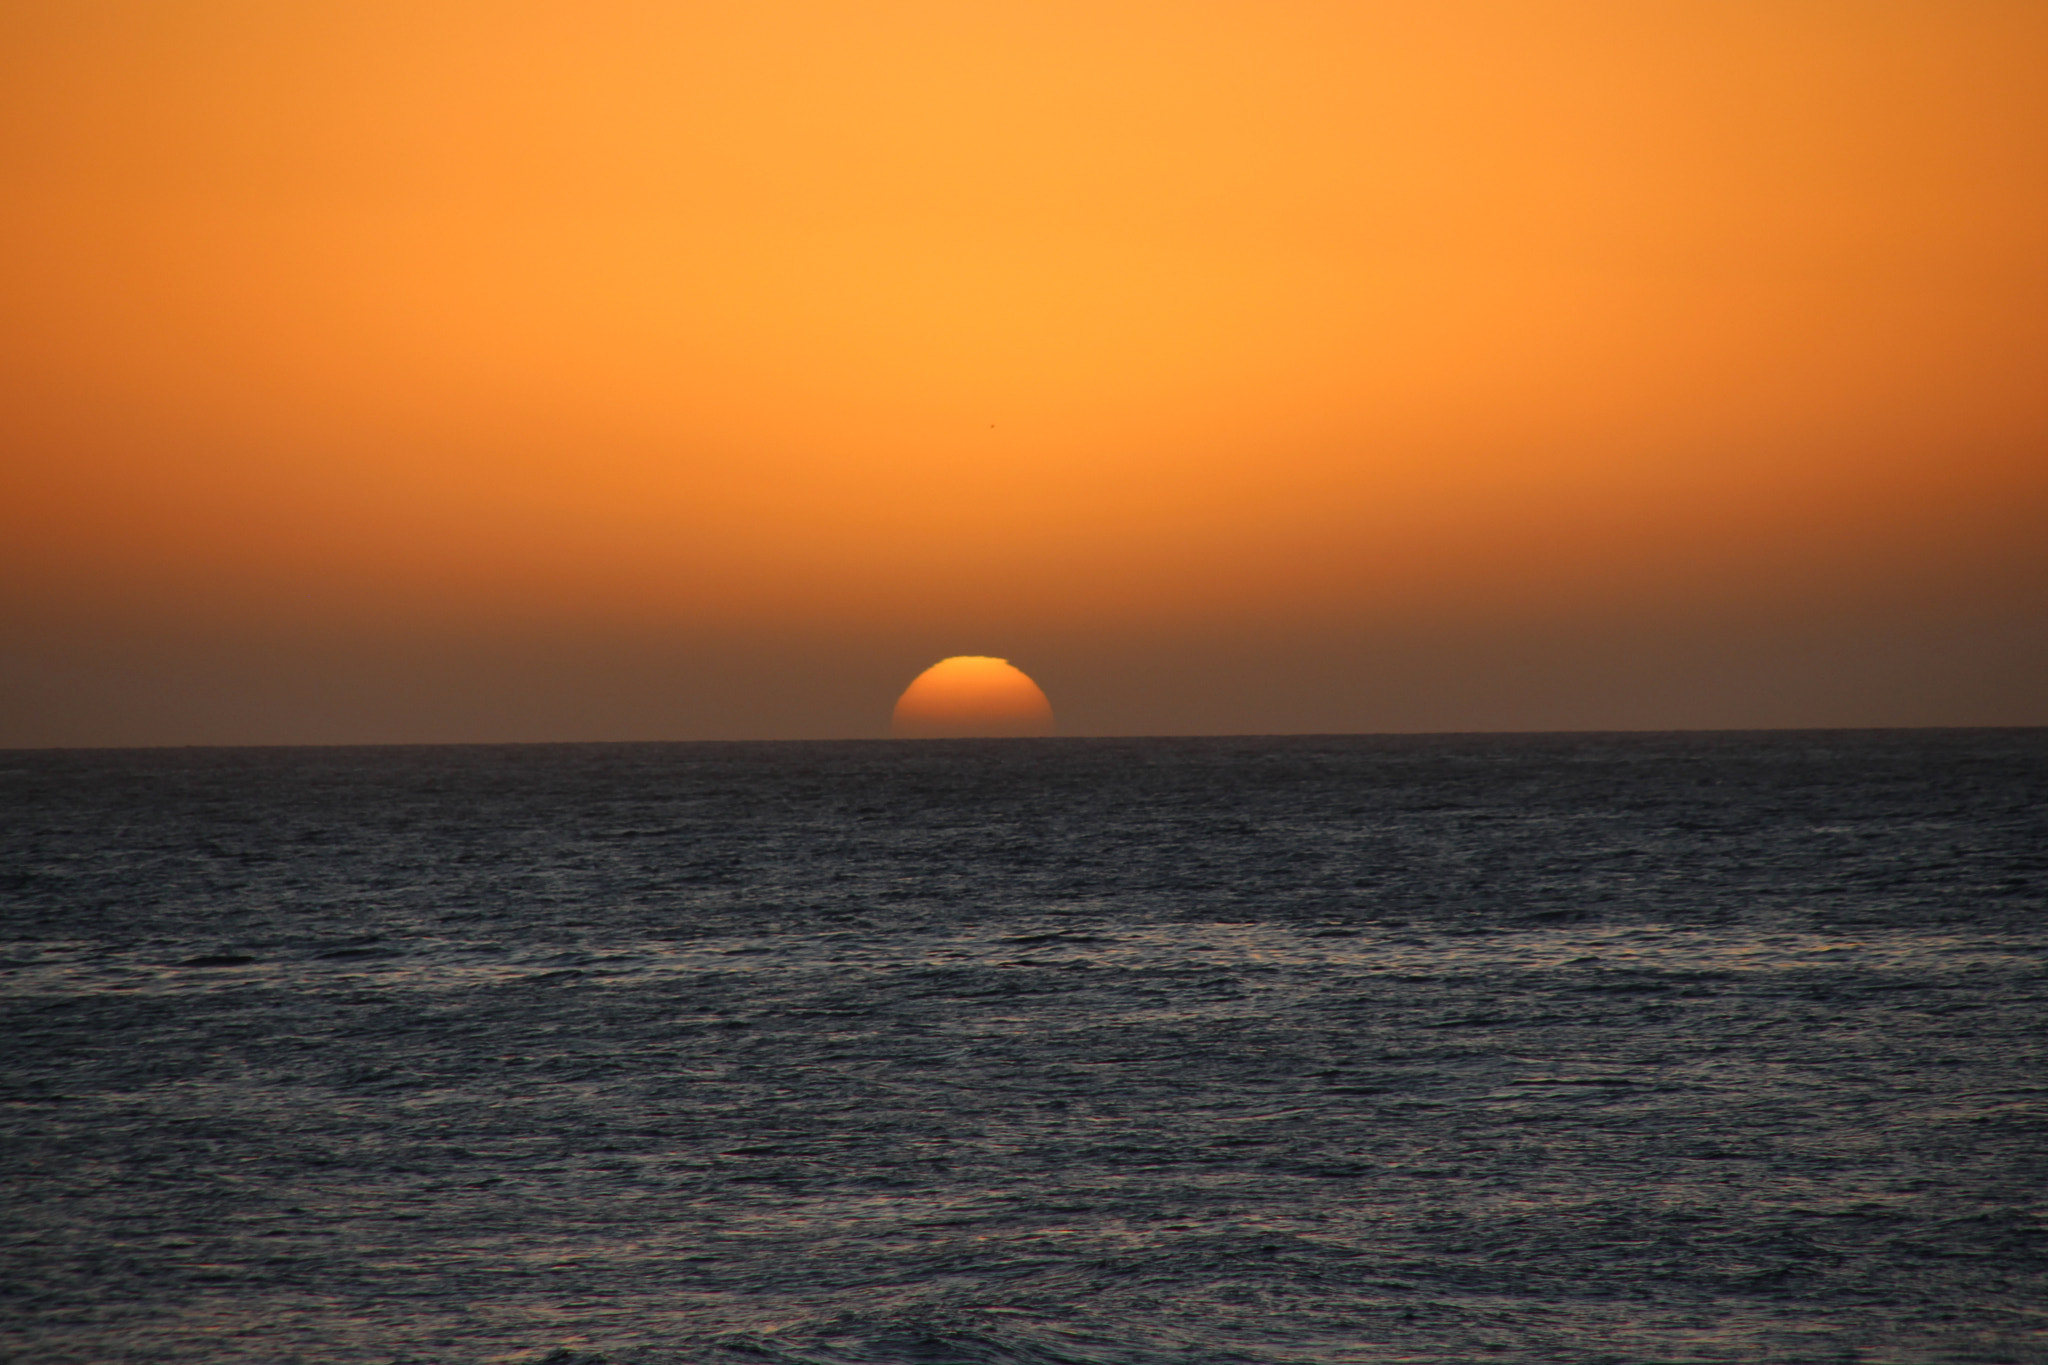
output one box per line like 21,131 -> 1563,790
3,0 -> 2044,745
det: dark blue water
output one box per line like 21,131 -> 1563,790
3,731 -> 2044,1363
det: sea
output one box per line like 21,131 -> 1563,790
2,730 -> 2044,1365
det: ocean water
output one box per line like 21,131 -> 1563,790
2,730 -> 2044,1364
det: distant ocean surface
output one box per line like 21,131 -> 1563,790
3,731 -> 2044,1365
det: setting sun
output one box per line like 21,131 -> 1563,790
891,657 -> 1056,738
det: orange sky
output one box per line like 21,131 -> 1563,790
2,1 -> 2044,743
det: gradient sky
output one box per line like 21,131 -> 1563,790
4,0 -> 2044,745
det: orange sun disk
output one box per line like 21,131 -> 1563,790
890,657 -> 1057,738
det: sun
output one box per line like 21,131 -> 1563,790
891,657 -> 1057,738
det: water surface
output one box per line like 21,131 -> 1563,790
3,731 -> 2043,1362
